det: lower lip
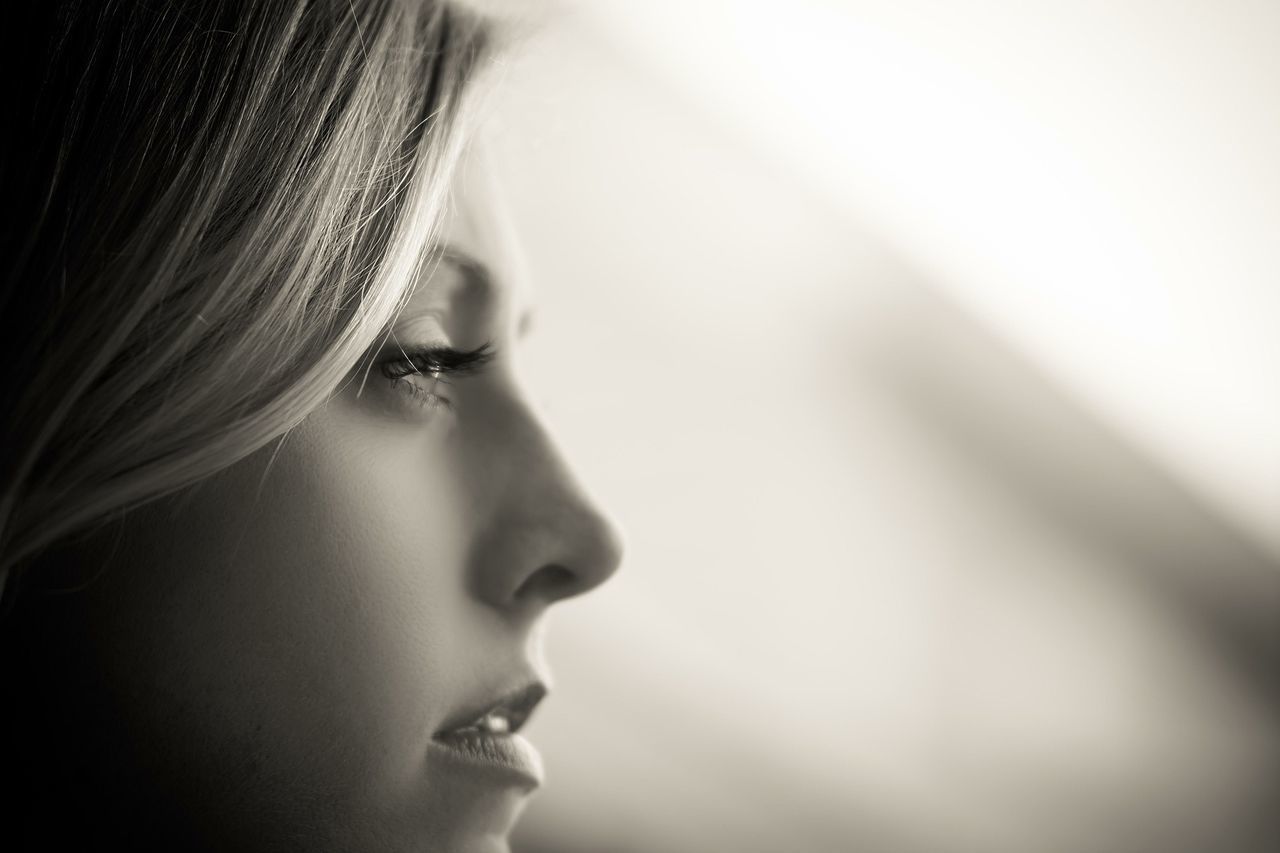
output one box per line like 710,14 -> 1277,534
429,730 -> 544,790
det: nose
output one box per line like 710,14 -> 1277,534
468,398 -> 624,616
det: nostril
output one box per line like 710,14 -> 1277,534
513,564 -> 578,605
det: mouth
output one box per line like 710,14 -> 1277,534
430,680 -> 548,789
434,681 -> 547,740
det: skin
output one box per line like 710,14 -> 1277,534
6,162 -> 623,852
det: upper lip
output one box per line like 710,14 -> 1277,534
433,679 -> 548,738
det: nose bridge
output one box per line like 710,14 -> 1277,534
471,396 -> 624,613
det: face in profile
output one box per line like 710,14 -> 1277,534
17,162 -> 623,852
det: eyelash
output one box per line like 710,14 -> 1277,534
378,342 -> 497,411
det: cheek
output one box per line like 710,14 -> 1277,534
73,403 -> 475,842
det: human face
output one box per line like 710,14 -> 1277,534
22,164 -> 624,852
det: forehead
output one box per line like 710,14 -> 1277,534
439,162 -> 495,267
403,150 -> 531,331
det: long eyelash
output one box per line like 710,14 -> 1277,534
379,341 -> 497,383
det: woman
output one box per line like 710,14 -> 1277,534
0,1 -> 623,851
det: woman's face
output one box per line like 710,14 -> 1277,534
31,165 -> 623,852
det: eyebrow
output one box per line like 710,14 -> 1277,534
433,243 -> 535,339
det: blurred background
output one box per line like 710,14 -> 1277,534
477,2 -> 1280,851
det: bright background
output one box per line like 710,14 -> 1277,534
477,2 -> 1280,851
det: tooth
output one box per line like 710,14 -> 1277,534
482,714 -> 510,734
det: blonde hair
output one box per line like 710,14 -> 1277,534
0,1 -> 493,601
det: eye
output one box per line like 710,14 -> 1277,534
378,342 -> 497,411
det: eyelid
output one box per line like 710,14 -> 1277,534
375,341 -> 497,413
380,341 -> 496,380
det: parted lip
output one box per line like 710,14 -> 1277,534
433,680 -> 548,739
